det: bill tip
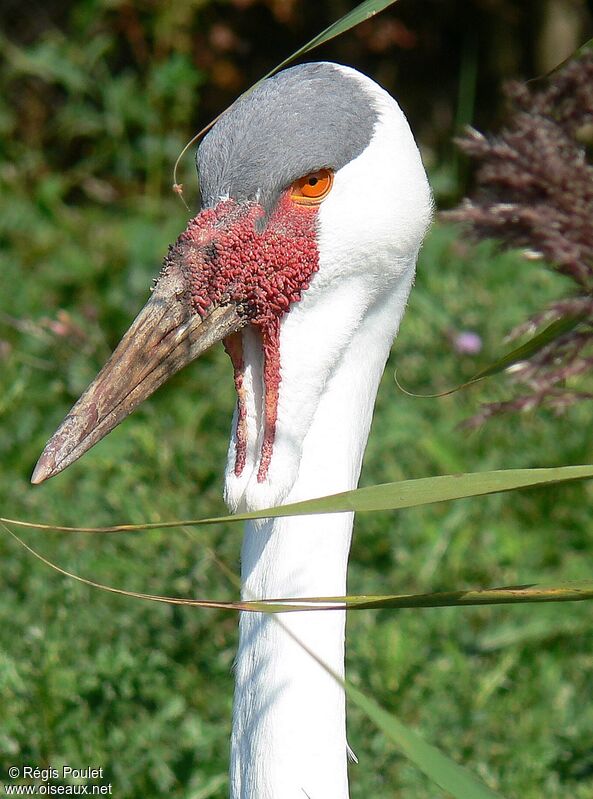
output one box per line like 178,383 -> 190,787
31,456 -> 53,485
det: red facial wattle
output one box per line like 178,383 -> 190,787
163,190 -> 322,481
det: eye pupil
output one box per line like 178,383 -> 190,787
290,169 -> 334,204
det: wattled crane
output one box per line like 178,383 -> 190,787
32,62 -> 432,799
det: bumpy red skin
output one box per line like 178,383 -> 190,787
223,332 -> 248,476
164,191 -> 320,481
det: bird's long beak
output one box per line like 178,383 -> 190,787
31,264 -> 245,484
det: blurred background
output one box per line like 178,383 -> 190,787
2,2 -> 593,797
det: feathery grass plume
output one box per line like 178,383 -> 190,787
444,52 -> 593,425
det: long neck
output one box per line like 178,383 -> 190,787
231,516 -> 353,799
229,278 -> 413,799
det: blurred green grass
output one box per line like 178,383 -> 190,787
2,3 -> 593,795
2,186 -> 593,796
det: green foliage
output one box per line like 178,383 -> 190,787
3,196 -> 593,795
2,2 -> 593,797
345,682 -> 503,799
268,0 -> 403,77
0,2 -> 205,199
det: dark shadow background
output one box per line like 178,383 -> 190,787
2,0 -> 592,205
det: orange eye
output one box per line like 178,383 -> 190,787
290,169 -> 334,205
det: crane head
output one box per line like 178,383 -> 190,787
32,63 -> 432,500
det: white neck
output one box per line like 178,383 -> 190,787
229,274 -> 413,799
225,69 -> 432,798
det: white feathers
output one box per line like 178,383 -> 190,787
227,65 -> 432,799
224,65 -> 432,513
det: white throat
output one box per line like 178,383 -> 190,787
226,66 -> 432,799
230,272 -> 415,799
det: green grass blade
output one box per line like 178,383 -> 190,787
215,464 -> 593,523
241,581 -> 593,612
539,35 -> 593,79
570,35 -> 593,58
346,682 -> 503,798
6,525 -> 593,615
470,314 -> 585,381
5,464 -> 593,532
266,1 -> 401,77
275,595 -> 504,798
173,0 -> 401,201
396,312 -> 585,398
